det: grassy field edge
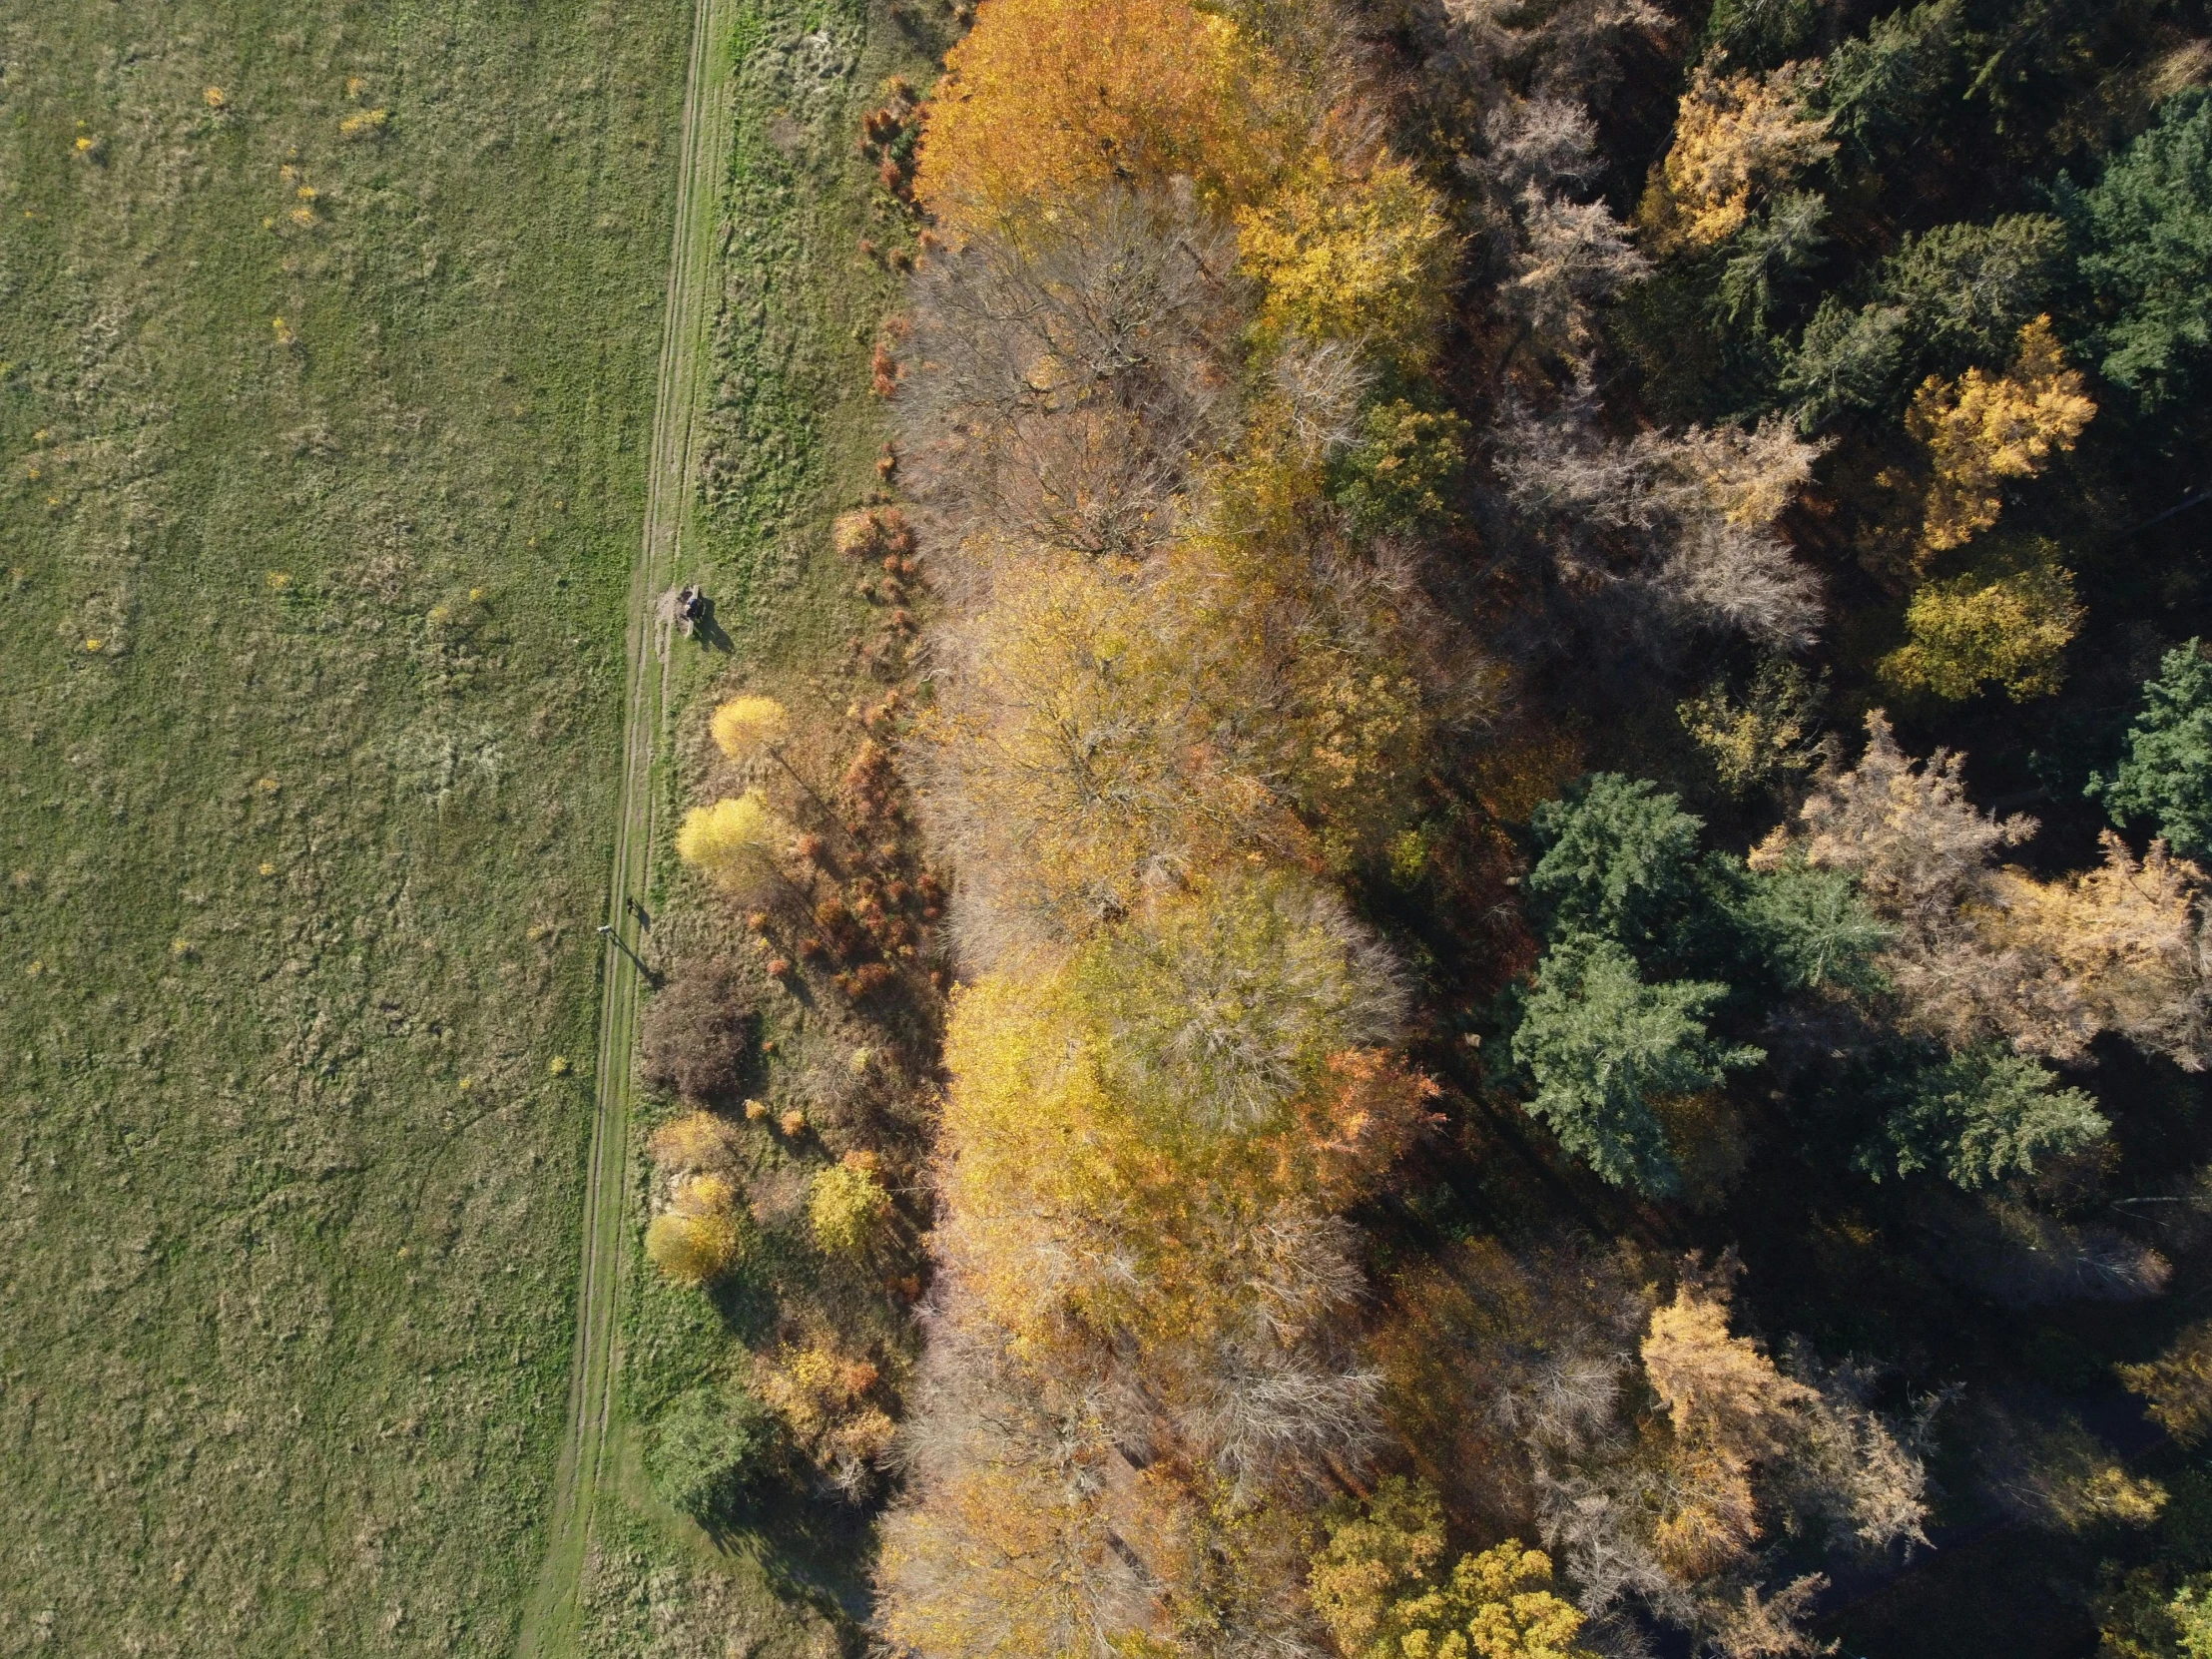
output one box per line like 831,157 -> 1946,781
515,0 -> 738,1649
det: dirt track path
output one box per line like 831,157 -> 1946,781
516,0 -> 733,1648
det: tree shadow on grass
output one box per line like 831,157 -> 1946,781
712,1480 -> 880,1626
704,1258 -> 781,1349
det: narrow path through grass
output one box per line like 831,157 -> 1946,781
517,0 -> 738,1649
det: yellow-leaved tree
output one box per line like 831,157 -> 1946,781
1640,1275 -> 1816,1578
922,545 -> 1322,965
673,790 -> 794,894
1235,151 -> 1458,359
645,1173 -> 746,1287
1310,1476 -> 1598,1659
1910,315 -> 2096,555
882,870 -> 1436,1651
1643,61 -> 1834,252
709,694 -> 790,761
1879,541 -> 2083,702
1990,831 -> 2209,1066
647,1108 -> 742,1174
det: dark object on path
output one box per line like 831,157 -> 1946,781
676,585 -> 704,636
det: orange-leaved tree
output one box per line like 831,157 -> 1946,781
913,0 -> 1280,233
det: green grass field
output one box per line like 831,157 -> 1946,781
0,0 -> 905,1646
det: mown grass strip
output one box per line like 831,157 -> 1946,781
516,0 -> 740,1650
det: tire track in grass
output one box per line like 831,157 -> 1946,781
517,0 -> 735,1647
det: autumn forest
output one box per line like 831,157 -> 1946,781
640,0 -> 2212,1652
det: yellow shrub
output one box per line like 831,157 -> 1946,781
2122,1320 -> 2212,1446
709,695 -> 790,761
757,1341 -> 894,1467
809,1158 -> 894,1256
674,791 -> 791,891
648,1108 -> 741,1173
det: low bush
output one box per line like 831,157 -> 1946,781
645,1379 -> 777,1520
639,964 -> 758,1102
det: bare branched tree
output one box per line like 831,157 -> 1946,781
1773,1340 -> 1935,1555
1492,392 -> 1826,651
1485,96 -> 1602,194
1271,335 -> 1376,461
1507,187 -> 1650,363
1445,0 -> 1670,103
1707,1576 -> 1836,1659
901,188 -> 1245,580
879,1284 -> 1158,1657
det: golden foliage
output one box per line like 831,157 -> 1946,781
1988,1407 -> 2168,1532
1879,546 -> 2082,702
1770,711 -> 2093,1056
1641,1274 -> 1815,1577
673,790 -> 792,892
931,971 -> 1128,1352
1992,832 -> 2207,1064
645,1173 -> 745,1287
1311,1477 -> 1597,1659
933,875 -> 1424,1361
1235,152 -> 1457,356
1642,1280 -> 1816,1445
757,1341 -> 897,1472
1163,473 -> 1442,859
809,1157 -> 895,1256
647,1108 -> 742,1174
709,694 -> 790,761
924,544 -> 1335,957
1677,661 -> 1823,796
2119,1320 -> 2212,1445
1778,714 -> 2209,1066
1309,1477 -> 1447,1657
1910,317 -> 2096,555
877,1401 -> 1149,1659
1671,414 -> 1826,527
913,0 -> 1274,232
1646,62 -> 1834,252
1453,1544 -> 1594,1659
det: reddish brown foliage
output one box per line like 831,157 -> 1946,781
639,961 -> 758,1103
1276,1048 -> 1442,1210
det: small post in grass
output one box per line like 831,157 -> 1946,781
598,921 -> 658,984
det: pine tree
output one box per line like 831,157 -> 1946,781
2061,89 -> 2212,406
1511,935 -> 1761,1196
2091,640 -> 2212,857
